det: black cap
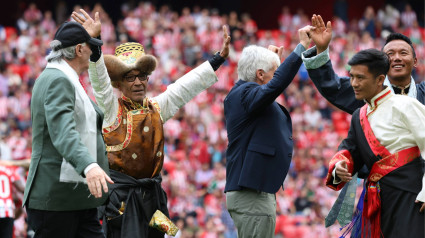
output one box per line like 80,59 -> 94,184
54,21 -> 103,50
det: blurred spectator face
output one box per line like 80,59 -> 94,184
383,40 -> 417,81
118,69 -> 149,103
349,64 -> 383,102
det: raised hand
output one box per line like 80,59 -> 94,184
72,9 -> 101,38
298,25 -> 313,50
310,14 -> 332,54
219,25 -> 231,58
267,45 -> 284,59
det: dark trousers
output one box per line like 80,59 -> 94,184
0,217 -> 14,238
27,208 -> 105,238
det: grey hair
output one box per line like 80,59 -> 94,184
46,40 -> 86,63
237,45 -> 280,82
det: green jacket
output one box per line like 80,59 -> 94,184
23,67 -> 109,211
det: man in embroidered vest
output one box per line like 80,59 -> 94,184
23,12 -> 113,237
326,49 -> 425,238
72,9 -> 230,238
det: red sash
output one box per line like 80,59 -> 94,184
359,105 -> 420,238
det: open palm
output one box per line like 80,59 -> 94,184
310,14 -> 332,54
72,9 -> 101,38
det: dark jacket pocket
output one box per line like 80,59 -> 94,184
247,143 -> 276,156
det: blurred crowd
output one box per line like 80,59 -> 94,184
0,1 -> 423,237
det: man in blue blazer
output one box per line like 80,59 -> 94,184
224,26 -> 312,238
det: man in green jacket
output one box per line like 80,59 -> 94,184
23,12 -> 113,237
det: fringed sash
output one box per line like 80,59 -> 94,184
359,105 -> 420,238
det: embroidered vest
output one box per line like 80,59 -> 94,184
103,97 -> 164,179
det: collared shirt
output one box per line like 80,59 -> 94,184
392,83 -> 410,95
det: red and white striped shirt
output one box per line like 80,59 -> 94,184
0,165 -> 17,218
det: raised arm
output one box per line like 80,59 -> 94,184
73,9 -> 118,128
310,14 -> 332,54
242,26 -> 312,114
302,15 -> 364,114
153,25 -> 230,122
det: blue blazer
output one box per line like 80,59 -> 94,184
224,51 -> 302,194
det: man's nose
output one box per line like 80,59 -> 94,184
134,78 -> 144,84
391,53 -> 402,61
351,78 -> 359,87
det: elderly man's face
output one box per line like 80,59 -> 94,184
117,69 -> 149,103
77,43 -> 92,72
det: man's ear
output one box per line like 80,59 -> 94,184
116,81 -> 122,90
377,74 -> 386,86
255,69 -> 264,84
75,44 -> 83,57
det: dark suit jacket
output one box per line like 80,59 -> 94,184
304,49 -> 425,114
224,51 -> 302,194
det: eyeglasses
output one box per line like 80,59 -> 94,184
123,73 -> 149,82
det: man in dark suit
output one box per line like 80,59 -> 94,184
23,12 -> 113,237
224,26 -> 312,238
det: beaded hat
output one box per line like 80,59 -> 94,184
104,42 -> 157,85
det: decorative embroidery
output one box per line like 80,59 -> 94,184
326,150 -> 354,191
106,110 -> 134,152
369,147 -> 420,182
368,173 -> 383,182
103,103 -> 123,134
359,105 -> 391,158
365,89 -> 392,117
106,107 -> 151,152
149,98 -> 163,122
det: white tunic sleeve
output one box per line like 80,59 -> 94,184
153,61 -> 218,123
397,99 -> 425,202
88,54 -> 119,128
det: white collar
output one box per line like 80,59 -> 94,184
383,76 -> 417,99
366,86 -> 393,110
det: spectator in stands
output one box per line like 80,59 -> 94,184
0,164 -> 25,238
401,4 -> 417,29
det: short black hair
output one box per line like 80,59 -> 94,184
348,49 -> 390,78
383,32 -> 416,58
